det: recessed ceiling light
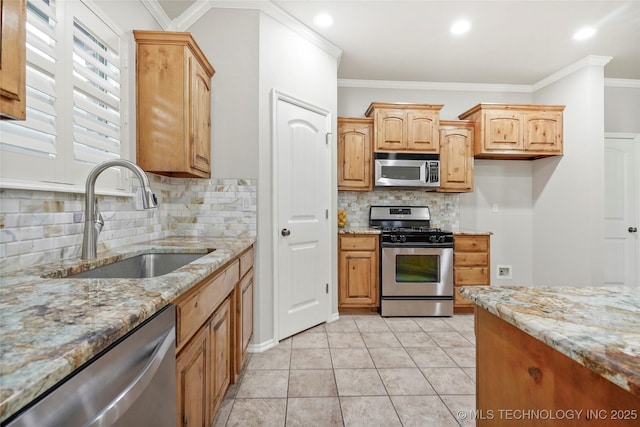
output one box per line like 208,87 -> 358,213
573,27 -> 596,40
450,20 -> 471,35
313,13 -> 333,28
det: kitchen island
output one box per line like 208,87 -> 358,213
461,285 -> 640,426
0,236 -> 254,424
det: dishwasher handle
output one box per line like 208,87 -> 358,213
84,327 -> 175,427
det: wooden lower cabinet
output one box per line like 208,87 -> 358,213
338,234 -> 379,312
454,234 -> 490,313
176,323 -> 209,427
174,244 -> 254,426
476,307 -> 640,426
209,298 -> 231,418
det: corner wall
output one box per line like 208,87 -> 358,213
531,62 -> 608,285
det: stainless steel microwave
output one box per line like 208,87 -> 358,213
374,152 -> 440,189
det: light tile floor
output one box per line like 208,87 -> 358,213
213,314 -> 477,427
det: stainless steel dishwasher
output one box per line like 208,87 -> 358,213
4,305 -> 176,427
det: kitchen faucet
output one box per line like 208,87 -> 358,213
81,159 -> 158,260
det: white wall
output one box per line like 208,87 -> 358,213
256,12 -> 339,345
605,85 -> 640,133
532,63 -> 608,286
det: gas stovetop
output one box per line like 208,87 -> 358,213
369,205 -> 453,245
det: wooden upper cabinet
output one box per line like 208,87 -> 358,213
0,0 -> 27,120
338,117 -> 373,191
438,120 -> 474,193
458,103 -> 564,159
365,102 -> 443,153
134,30 -> 215,178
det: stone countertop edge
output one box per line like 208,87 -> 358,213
0,236 -> 255,423
338,226 -> 381,234
460,285 -> 640,398
454,230 -> 493,235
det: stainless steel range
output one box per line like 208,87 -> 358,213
369,205 -> 454,317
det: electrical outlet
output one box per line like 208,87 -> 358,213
497,265 -> 512,279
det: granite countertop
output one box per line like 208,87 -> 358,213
454,229 -> 493,235
0,236 -> 255,423
460,285 -> 640,398
338,226 -> 381,235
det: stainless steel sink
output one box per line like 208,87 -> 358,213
67,252 -> 210,279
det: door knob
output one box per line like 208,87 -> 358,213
281,228 -> 291,237
630,227 -> 638,233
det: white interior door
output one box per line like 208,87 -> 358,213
604,135 -> 639,286
275,94 -> 331,340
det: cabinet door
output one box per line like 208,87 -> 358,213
209,298 -> 231,422
524,111 -> 563,153
189,53 -> 212,175
240,271 -> 254,362
375,110 -> 406,151
0,0 -> 26,119
338,119 -> 373,191
483,111 -> 523,151
439,127 -> 473,192
407,110 -> 439,152
338,249 -> 379,308
176,324 -> 210,427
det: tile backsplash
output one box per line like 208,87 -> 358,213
0,175 -> 256,273
338,190 -> 459,230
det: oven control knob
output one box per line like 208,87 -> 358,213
390,235 -> 398,243
399,235 -> 407,243
439,235 -> 446,243
429,235 -> 437,243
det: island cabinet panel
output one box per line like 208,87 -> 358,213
338,117 -> 373,191
476,307 -> 640,427
454,234 -> 490,313
338,234 -> 380,312
439,121 -> 474,193
365,102 -> 443,153
0,0 -> 26,119
458,103 -> 564,160
134,30 -> 215,178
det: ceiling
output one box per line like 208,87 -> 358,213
157,0 -> 640,85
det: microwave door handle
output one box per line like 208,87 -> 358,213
421,162 -> 428,182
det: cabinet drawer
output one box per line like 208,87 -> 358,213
339,235 -> 378,251
225,260 -> 240,289
454,252 -> 488,267
240,247 -> 254,278
176,265 -> 236,350
455,267 -> 489,285
454,236 -> 489,252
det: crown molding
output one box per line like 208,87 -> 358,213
171,0 -> 342,60
338,79 -> 532,93
604,78 -> 640,88
532,55 -> 613,92
140,0 -> 172,30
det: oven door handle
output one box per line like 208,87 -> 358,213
381,243 -> 453,249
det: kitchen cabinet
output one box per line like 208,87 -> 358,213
134,30 -> 215,178
454,234 -> 490,313
438,120 -> 474,192
458,103 -> 564,159
233,246 -> 254,381
0,0 -> 26,120
365,102 -> 443,153
338,117 -> 373,191
174,257 -> 239,426
338,234 -> 379,312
